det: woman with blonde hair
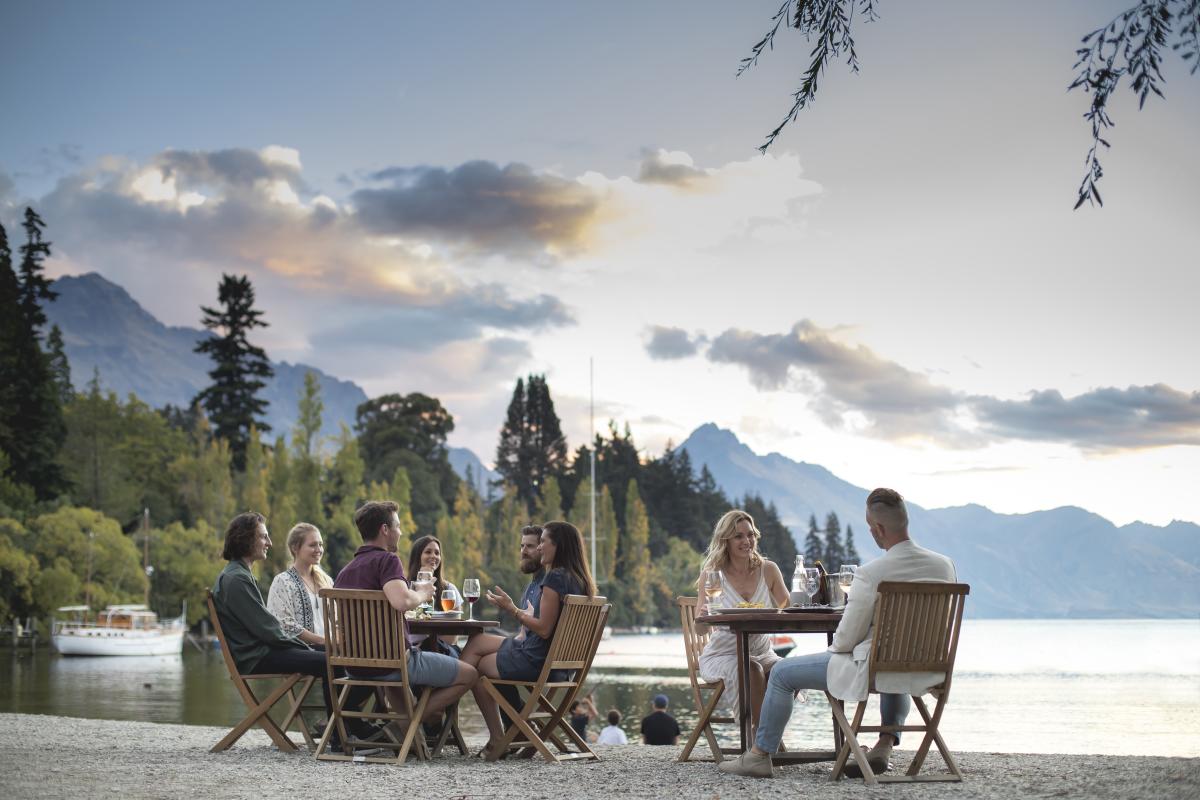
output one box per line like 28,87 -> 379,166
696,509 -> 789,731
267,522 -> 333,647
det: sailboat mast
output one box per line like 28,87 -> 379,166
142,507 -> 150,606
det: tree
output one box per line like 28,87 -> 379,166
845,523 -> 862,563
741,0 -> 1200,208
321,424 -> 366,573
823,511 -> 845,569
238,427 -> 270,521
0,210 -> 68,498
533,475 -> 563,522
390,465 -> 418,552
150,519 -> 223,625
266,435 -> 297,563
59,371 -> 136,519
0,518 -> 39,621
803,513 -> 823,564
170,416 -> 235,531
27,506 -> 146,610
494,375 -> 568,513
618,479 -> 653,626
743,494 -> 798,567
45,324 -> 73,405
193,274 -> 274,471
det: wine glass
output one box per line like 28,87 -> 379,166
462,578 -> 481,621
838,565 -> 858,604
415,570 -> 434,611
702,569 -> 723,615
440,584 -> 460,613
803,568 -> 821,605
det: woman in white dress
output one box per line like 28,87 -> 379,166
266,523 -> 333,647
697,510 -> 789,730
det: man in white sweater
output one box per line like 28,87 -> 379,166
719,488 -> 956,778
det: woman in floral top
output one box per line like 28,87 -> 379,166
267,523 -> 333,646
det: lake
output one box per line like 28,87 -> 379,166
3,619 -> 1197,757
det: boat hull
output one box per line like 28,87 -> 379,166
52,629 -> 184,656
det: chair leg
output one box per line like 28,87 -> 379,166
213,676 -> 301,753
281,677 -> 316,749
481,680 -> 559,763
828,695 -> 876,786
679,687 -> 724,762
908,694 -> 960,779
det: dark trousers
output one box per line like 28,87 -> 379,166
251,647 -> 371,720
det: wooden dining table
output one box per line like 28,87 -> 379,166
695,608 -> 843,764
405,616 -> 500,755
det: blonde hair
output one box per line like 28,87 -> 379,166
287,523 -> 333,589
699,509 -> 764,579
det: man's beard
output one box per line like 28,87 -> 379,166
520,556 -> 540,574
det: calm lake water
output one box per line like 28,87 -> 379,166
3,619 -> 1197,757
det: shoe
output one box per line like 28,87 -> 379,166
346,719 -> 389,743
842,743 -> 891,779
718,750 -> 773,778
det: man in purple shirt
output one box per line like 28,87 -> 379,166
335,500 -> 477,722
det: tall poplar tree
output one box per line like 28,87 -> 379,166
193,274 -> 273,471
618,479 -> 653,625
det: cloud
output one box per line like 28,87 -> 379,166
702,320 -> 1200,451
972,385 -> 1200,451
636,149 -> 708,188
644,325 -> 705,360
351,160 -> 601,258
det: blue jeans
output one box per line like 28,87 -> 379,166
753,651 -> 911,753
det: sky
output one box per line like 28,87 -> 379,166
2,1 -> 1198,526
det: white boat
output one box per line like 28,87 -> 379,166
52,604 -> 185,656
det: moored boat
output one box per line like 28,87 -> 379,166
52,604 -> 185,656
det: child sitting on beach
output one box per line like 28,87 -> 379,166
596,709 -> 628,744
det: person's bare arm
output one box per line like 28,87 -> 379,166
492,584 -> 562,638
383,578 -> 433,612
764,560 -> 789,608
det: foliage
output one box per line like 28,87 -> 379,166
320,424 -> 366,573
27,506 -> 146,610
742,0 -> 1199,208
170,416 -> 234,531
0,518 -> 39,620
616,479 -> 654,625
494,375 -> 568,513
533,474 -> 563,521
149,519 -> 223,625
845,523 -> 862,562
803,513 -> 823,563
743,493 -> 798,567
193,273 -> 274,470
823,511 -> 846,569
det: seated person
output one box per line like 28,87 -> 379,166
406,534 -> 461,655
459,521 -> 597,751
211,512 -> 375,744
267,522 -> 331,646
718,489 -> 957,778
334,501 -> 477,724
569,694 -> 598,741
596,709 -> 628,745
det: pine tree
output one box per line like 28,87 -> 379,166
845,523 -> 861,563
823,511 -> 845,570
803,513 -> 823,563
494,374 -> 568,513
193,274 -> 274,471
0,221 -> 22,461
17,209 -> 56,338
46,324 -> 73,404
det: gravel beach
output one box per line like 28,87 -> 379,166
1,713 -> 1196,800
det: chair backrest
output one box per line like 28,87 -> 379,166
676,597 -> 710,681
868,581 -> 970,694
540,594 -> 610,679
206,589 -> 243,680
319,588 -> 410,678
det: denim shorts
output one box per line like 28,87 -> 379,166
349,650 -> 460,688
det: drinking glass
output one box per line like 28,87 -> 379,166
838,565 -> 858,603
803,568 -> 821,604
702,570 -> 723,615
462,578 -> 481,621
440,585 -> 460,613
415,570 -> 434,611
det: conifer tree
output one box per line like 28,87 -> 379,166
46,325 -> 73,404
845,523 -> 861,563
803,513 -> 823,564
494,374 -> 567,513
823,511 -> 845,569
193,274 -> 274,471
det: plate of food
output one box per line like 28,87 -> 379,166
708,603 -> 774,615
429,610 -> 462,620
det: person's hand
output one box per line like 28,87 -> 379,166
415,581 -> 435,603
486,585 -> 516,614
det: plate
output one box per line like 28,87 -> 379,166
708,606 -> 776,615
782,605 -> 835,613
429,611 -> 462,619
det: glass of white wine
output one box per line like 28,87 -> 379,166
415,570 -> 435,612
702,570 -> 723,615
803,568 -> 821,605
838,565 -> 858,605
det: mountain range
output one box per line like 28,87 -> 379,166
45,273 -> 1198,618
46,273 -> 367,444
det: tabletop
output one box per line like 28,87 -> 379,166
407,618 -> 500,635
695,609 -> 842,633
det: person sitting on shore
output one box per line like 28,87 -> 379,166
406,534 -> 461,655
266,523 -> 331,647
640,694 -> 680,745
211,512 -> 376,744
718,488 -> 957,778
334,501 -> 477,724
697,510 -> 789,731
596,709 -> 628,745
458,521 -> 597,752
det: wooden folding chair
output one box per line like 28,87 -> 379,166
479,594 -> 610,764
206,590 -> 318,753
676,597 -> 739,762
828,581 -> 970,784
315,588 -> 431,765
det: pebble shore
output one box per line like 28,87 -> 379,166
1,713 -> 1196,800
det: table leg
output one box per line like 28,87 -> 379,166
737,629 -> 752,752
826,630 -> 844,754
